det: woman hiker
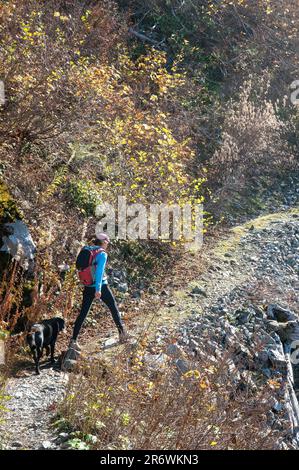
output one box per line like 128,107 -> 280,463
69,233 -> 129,350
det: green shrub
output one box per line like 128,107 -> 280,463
67,179 -> 101,217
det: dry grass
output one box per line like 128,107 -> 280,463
57,334 -> 289,450
210,77 -> 296,205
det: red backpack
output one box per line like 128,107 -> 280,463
76,246 -> 105,286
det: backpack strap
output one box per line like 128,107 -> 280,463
90,247 -> 106,266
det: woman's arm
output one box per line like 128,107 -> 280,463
94,251 -> 108,293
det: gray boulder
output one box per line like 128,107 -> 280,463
166,343 -> 183,358
175,358 -> 190,374
144,353 -> 168,370
268,320 -> 299,343
39,440 -> 53,450
61,346 -> 81,372
267,346 -> 288,375
116,282 -> 128,293
191,285 -> 207,297
235,308 -> 253,325
267,304 -> 297,322
0,220 -> 36,269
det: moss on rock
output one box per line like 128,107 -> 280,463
0,181 -> 22,224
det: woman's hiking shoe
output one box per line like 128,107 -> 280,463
69,339 -> 81,351
119,330 -> 130,344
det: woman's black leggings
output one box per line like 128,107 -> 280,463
72,284 -> 124,341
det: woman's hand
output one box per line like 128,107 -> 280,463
95,291 -> 101,300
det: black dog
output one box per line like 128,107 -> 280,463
26,317 -> 65,374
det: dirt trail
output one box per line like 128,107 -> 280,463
1,207 -> 298,449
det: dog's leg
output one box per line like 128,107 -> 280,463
45,346 -> 50,356
33,349 -> 40,375
35,332 -> 43,373
50,342 -> 55,363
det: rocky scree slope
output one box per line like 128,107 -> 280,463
147,210 -> 299,449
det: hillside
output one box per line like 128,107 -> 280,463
1,205 -> 299,449
0,0 -> 299,452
